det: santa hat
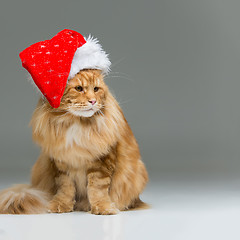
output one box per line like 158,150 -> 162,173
19,29 -> 111,108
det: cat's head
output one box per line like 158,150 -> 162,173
56,69 -> 108,117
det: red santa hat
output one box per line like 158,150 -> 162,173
19,29 -> 111,108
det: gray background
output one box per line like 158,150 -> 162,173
1,0 -> 240,181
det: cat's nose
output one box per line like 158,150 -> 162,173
88,99 -> 96,105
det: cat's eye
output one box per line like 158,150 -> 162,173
94,87 -> 99,92
75,86 -> 83,92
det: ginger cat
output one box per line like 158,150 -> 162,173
0,69 -> 148,215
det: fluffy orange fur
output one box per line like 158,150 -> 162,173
0,69 -> 148,215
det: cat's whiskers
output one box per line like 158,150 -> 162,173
98,109 -> 104,117
117,99 -> 133,105
104,75 -> 134,83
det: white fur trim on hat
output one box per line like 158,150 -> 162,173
68,36 -> 111,79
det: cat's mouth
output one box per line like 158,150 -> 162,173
80,107 -> 95,113
68,107 -> 96,117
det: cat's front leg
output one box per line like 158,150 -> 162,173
87,153 -> 119,215
48,174 -> 76,213
48,161 -> 76,213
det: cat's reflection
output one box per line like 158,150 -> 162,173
103,215 -> 124,240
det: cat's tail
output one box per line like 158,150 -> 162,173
127,198 -> 150,211
0,184 -> 50,214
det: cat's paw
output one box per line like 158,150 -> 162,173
91,202 -> 119,215
48,199 -> 75,213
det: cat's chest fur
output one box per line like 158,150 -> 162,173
65,123 -> 85,148
34,111 -> 119,168
50,121 -> 112,167
64,122 -> 109,151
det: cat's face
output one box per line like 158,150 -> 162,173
58,69 -> 107,117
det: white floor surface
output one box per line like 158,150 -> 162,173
0,171 -> 240,240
